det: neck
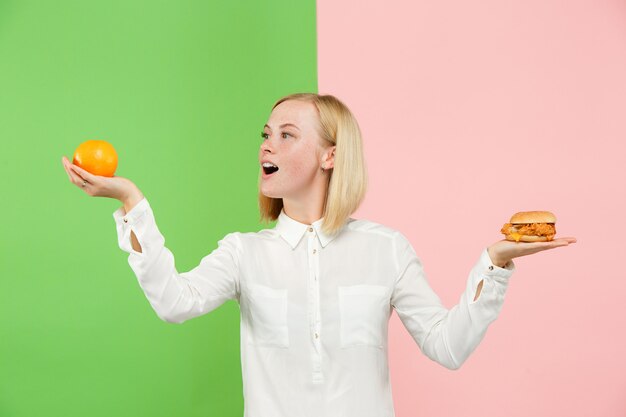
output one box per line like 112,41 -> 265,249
282,183 -> 328,225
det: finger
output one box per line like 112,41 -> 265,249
551,241 -> 571,247
62,156 -> 74,169
546,238 -> 576,247
70,164 -> 96,183
62,157 -> 76,173
67,163 -> 84,180
61,159 -> 72,181
67,166 -> 86,186
530,237 -> 576,246
508,238 -> 576,260
62,158 -> 79,180
64,161 -> 88,186
537,240 -> 571,251
62,157 -> 89,188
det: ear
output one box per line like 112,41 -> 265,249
322,146 -> 336,169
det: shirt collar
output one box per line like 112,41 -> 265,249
275,209 -> 339,249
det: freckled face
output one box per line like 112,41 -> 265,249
259,100 -> 325,200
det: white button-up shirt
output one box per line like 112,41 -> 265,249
113,197 -> 515,417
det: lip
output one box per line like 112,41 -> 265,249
260,160 -> 279,179
261,167 -> 278,179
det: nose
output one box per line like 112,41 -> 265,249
260,139 -> 273,154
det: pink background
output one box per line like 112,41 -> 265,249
318,1 -> 626,416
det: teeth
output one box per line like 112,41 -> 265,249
262,162 -> 277,168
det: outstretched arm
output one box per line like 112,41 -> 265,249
113,198 -> 241,324
474,237 -> 577,301
391,232 -> 576,370
391,235 -> 514,370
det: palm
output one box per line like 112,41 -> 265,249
62,155 -> 138,200
488,237 -> 577,265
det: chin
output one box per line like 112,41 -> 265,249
260,186 -> 282,199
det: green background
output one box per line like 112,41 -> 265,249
0,1 -> 316,415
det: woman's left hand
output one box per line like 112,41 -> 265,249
487,237 -> 577,267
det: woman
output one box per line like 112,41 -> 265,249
61,93 -> 576,417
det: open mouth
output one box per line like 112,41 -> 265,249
262,162 -> 279,175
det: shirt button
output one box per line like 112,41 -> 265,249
308,227 -> 313,232
123,218 -> 128,223
315,333 -> 319,339
313,249 -> 317,254
488,265 -> 494,270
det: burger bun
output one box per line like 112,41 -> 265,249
505,234 -> 550,242
510,211 -> 556,224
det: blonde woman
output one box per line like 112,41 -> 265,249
61,93 -> 576,417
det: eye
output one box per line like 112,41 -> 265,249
260,132 -> 292,140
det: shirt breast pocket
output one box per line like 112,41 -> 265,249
338,284 -> 390,349
246,283 -> 289,348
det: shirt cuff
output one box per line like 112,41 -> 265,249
112,197 -> 150,225
112,197 -> 151,255
479,247 -> 515,280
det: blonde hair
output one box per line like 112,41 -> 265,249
258,93 -> 368,236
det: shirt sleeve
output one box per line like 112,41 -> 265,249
390,231 -> 515,370
112,197 -> 241,324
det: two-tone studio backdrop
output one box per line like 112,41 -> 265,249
1,0 -> 624,416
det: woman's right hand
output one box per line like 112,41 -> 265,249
61,156 -> 142,203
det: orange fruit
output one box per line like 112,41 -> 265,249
72,140 -> 118,177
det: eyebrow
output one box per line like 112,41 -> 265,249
264,123 -> 300,131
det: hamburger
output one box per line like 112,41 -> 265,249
500,211 -> 556,242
